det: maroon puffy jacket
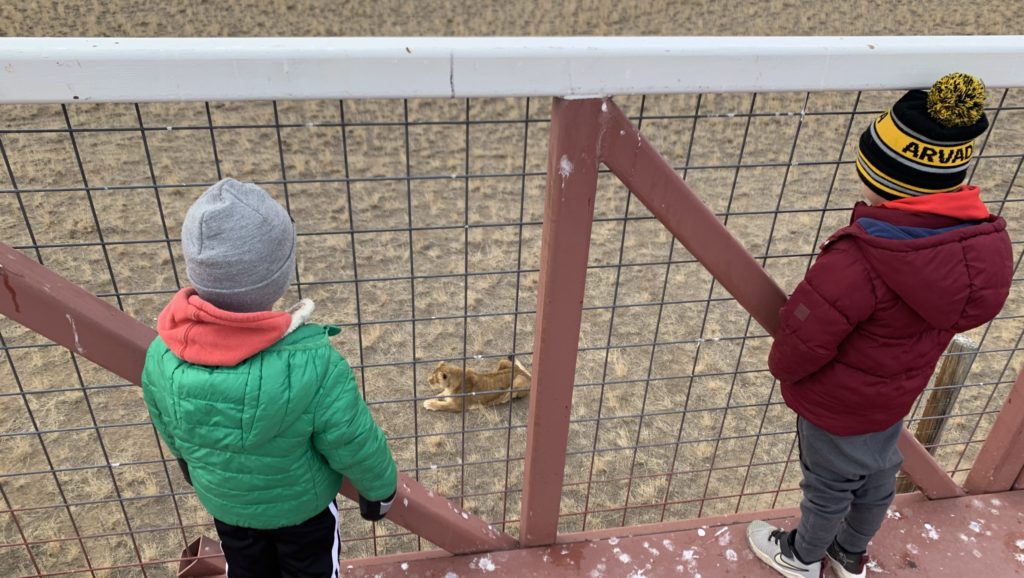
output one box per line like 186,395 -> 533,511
770,187 -> 1013,435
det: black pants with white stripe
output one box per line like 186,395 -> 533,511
214,501 -> 340,578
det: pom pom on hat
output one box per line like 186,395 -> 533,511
926,72 -> 986,128
855,72 -> 990,201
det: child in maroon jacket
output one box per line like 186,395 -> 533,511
747,73 -> 1013,578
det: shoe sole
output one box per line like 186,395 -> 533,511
826,557 -> 865,578
746,531 -> 812,578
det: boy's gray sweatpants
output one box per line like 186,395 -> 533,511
795,416 -> 903,562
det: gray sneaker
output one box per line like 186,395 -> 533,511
825,539 -> 868,578
746,521 -> 824,578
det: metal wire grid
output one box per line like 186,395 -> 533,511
0,90 -> 1021,576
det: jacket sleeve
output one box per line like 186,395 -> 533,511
768,240 -> 876,384
141,357 -> 182,459
313,355 -> 398,502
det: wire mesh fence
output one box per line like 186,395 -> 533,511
1,89 -> 1022,577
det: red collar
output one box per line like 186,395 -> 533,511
877,185 -> 991,220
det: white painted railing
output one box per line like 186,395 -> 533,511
1,36 -> 1023,102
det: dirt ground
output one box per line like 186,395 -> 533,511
1,3 -> 1023,577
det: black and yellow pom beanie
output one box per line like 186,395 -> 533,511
856,72 -> 989,200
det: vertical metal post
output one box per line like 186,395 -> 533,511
519,98 -> 603,547
965,370 -> 1024,494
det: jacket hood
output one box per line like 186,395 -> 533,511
829,198 -> 1011,331
157,288 -> 314,366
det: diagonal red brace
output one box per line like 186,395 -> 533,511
0,243 -> 517,557
965,370 -> 1024,494
599,99 -> 964,500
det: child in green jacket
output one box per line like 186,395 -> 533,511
142,178 -> 397,577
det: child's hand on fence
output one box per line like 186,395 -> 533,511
359,491 -> 396,521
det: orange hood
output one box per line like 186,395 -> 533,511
157,288 -> 301,367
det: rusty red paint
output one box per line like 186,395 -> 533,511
896,427 -> 965,499
599,99 -> 786,336
177,536 -> 225,578
0,244 -> 152,384
347,490 -> 1024,577
965,371 -> 1024,494
340,477 -> 516,554
519,97 -> 604,548
1,262 -> 19,313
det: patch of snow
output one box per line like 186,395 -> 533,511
907,544 -> 919,555
477,556 -> 496,572
618,552 -> 632,564
558,155 -> 574,180
725,549 -> 737,562
697,528 -> 706,537
400,562 -> 409,571
886,509 -> 902,520
991,498 -> 1004,507
460,512 -> 469,520
662,539 -> 675,552
1015,553 -> 1024,565
973,550 -> 983,558
923,523 -> 939,541
866,560 -> 884,573
608,537 -> 620,545
969,521 -> 983,533
444,573 -> 459,578
717,530 -> 731,547
1016,539 -> 1024,550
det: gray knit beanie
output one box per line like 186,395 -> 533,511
182,178 -> 297,312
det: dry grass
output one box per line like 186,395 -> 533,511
1,6 -> 1024,575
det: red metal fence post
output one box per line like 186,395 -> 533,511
964,371 -> 1024,494
599,99 -> 965,500
0,243 -> 516,556
518,98 -> 603,547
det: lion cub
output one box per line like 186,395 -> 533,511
423,357 -> 532,412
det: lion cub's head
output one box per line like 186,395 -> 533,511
427,362 -> 467,393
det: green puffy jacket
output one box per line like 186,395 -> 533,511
142,320 -> 397,529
